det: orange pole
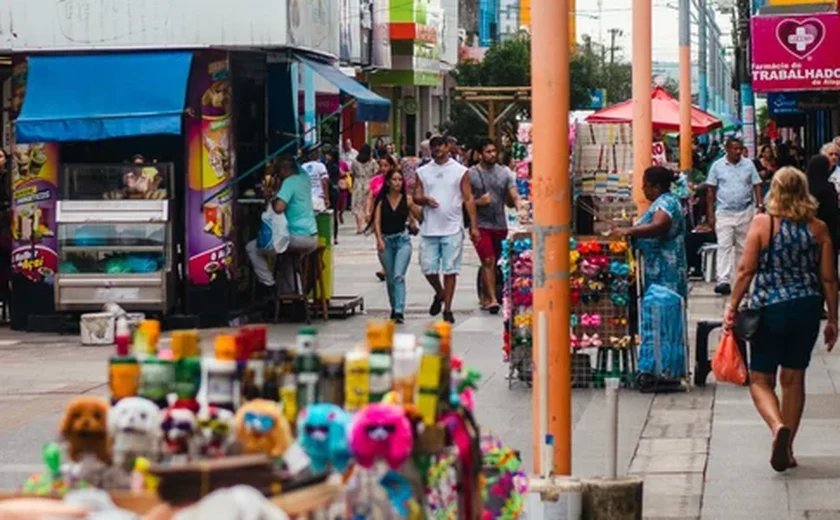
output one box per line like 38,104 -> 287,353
632,0 -> 653,214
679,0 -> 693,171
531,0 -> 571,475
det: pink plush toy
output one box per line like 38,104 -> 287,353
350,403 -> 413,470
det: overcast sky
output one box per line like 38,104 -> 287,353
574,0 -> 735,64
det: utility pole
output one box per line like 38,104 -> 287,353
698,0 -> 708,112
679,0 -> 692,171
608,28 -> 623,65
632,0 -> 653,213
531,0 -> 571,476
738,0 -> 755,155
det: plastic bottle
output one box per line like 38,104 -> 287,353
416,331 -> 442,426
367,320 -> 394,403
344,347 -> 370,412
295,327 -> 321,411
433,321 -> 453,414
115,317 -> 131,357
172,357 -> 202,402
139,356 -> 173,408
392,334 -> 419,405
109,355 -> 140,404
205,358 -> 238,411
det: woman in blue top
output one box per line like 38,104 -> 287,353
613,166 -> 688,300
725,166 -> 838,472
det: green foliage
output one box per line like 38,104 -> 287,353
756,104 -> 769,135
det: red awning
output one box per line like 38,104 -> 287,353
585,87 -> 722,135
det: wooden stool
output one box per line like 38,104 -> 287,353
274,250 -> 314,324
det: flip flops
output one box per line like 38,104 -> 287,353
771,426 -> 792,472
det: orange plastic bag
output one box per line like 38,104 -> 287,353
712,332 -> 747,385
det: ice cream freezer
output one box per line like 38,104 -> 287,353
54,199 -> 176,312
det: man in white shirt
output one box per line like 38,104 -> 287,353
340,138 -> 358,164
414,135 -> 481,324
301,148 -> 330,211
823,142 -> 840,199
706,137 -> 763,295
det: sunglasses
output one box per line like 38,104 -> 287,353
244,412 -> 276,433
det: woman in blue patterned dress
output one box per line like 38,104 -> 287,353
724,166 -> 838,472
612,166 -> 688,300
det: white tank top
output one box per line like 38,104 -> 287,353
418,158 -> 467,237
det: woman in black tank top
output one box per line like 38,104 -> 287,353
369,170 -> 420,323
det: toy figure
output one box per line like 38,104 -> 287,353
350,403 -> 413,470
160,405 -> 200,461
59,397 -> 111,465
108,397 -> 161,472
197,405 -> 237,458
297,404 -> 352,473
234,399 -> 293,459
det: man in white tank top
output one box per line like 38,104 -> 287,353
414,135 -> 480,324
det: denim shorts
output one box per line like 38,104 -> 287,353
420,232 -> 464,276
750,295 -> 823,373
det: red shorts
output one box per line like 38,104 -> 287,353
474,228 -> 507,262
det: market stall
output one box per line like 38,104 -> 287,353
0,319 -> 528,519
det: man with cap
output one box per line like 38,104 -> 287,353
414,135 -> 481,324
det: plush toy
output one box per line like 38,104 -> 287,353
197,405 -> 237,458
297,404 -> 352,473
59,397 -> 111,465
108,397 -> 161,472
350,403 -> 412,470
234,399 -> 294,459
160,405 -> 200,461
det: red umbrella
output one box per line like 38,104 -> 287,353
585,87 -> 722,135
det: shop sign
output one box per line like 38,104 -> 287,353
186,52 -> 236,286
751,13 -> 840,92
652,142 -> 667,166
767,92 -> 803,115
9,58 -> 59,284
372,0 -> 392,69
589,89 -> 606,109
3,0 -> 295,52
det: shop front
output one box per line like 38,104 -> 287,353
751,12 -> 840,149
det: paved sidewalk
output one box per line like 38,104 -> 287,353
0,225 -> 838,520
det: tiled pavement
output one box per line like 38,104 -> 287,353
1,226 -> 840,519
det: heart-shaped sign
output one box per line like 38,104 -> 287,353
776,18 -> 826,60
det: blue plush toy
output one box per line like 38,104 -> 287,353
297,403 -> 352,473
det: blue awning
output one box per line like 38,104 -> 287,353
16,52 -> 193,143
296,55 -> 391,123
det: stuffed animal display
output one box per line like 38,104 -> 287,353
234,399 -> 293,458
59,397 -> 112,465
108,397 -> 161,472
297,403 -> 352,473
349,403 -> 413,470
160,406 -> 200,460
197,406 -> 237,458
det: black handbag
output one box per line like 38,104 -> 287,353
733,216 -> 774,342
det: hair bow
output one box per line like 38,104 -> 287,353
571,289 -> 581,305
569,238 -> 577,251
513,238 -> 532,254
570,250 -> 581,265
611,316 -> 629,326
610,261 -> 631,276
578,241 -> 602,255
580,259 -> 600,277
581,334 -> 603,348
587,280 -> 605,292
590,255 -> 610,268
512,292 -> 532,307
609,241 -> 628,254
610,279 -> 629,294
514,314 -> 533,328
570,314 -> 579,328
610,335 -> 632,348
571,276 -> 586,290
570,333 -> 580,349
581,291 -> 601,304
581,313 -> 602,328
611,292 -> 629,306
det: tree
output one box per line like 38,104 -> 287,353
660,77 -> 680,98
756,104 -> 769,135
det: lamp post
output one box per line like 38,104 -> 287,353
632,0 -> 653,214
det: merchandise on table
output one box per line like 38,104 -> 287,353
14,319 -> 527,519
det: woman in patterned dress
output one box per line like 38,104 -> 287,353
612,166 -> 688,300
723,167 -> 838,472
351,144 -> 378,234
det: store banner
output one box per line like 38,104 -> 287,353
288,0 -> 341,58
440,0 -> 459,70
186,51 -> 236,286
751,13 -> 840,92
371,0 -> 392,69
652,142 -> 667,166
10,58 -> 59,284
340,0 -> 363,64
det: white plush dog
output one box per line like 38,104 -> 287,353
108,397 -> 162,471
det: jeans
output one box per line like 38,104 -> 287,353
379,232 -> 412,314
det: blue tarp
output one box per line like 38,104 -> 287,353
16,52 -> 193,143
296,55 -> 391,123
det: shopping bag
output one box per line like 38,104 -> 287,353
712,332 -> 747,385
257,206 -> 290,254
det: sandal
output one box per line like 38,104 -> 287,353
771,426 -> 792,472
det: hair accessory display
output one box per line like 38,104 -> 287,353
610,293 -> 629,306
609,261 -> 631,276
580,259 -> 600,277
581,291 -> 601,304
570,314 -> 579,328
590,255 -> 610,269
571,289 -> 581,305
610,336 -> 632,348
610,279 -> 629,294
611,316 -> 629,326
571,276 -> 586,290
513,314 -> 533,328
609,241 -> 628,254
577,241 -> 602,255
512,238 -> 532,254
581,313 -> 602,328
581,334 -> 603,348
570,333 -> 580,349
587,280 -> 605,292
569,238 -> 577,251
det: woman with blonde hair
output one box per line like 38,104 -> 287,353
724,166 -> 838,472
